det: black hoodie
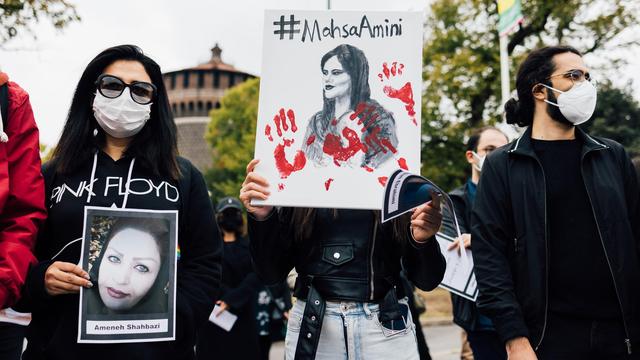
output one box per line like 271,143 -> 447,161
21,151 -> 222,360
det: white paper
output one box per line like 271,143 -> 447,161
253,10 -> 424,209
435,232 -> 478,301
208,305 -> 238,332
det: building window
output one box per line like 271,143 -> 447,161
198,71 -> 205,88
229,73 -> 235,87
197,101 -> 203,113
183,71 -> 190,88
172,103 -> 177,115
188,102 -> 194,115
215,102 -> 221,109
180,103 -> 186,116
213,71 -> 220,88
170,73 -> 176,89
206,101 -> 213,111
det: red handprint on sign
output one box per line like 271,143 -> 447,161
378,62 -> 417,125
349,102 -> 409,173
264,109 -> 306,189
322,127 -> 367,167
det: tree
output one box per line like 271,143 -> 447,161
581,81 -> 640,157
0,0 -> 80,45
205,78 -> 259,202
421,0 -> 639,191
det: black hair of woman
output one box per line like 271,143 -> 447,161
51,44 -> 180,180
303,44 -> 398,168
86,217 -> 171,315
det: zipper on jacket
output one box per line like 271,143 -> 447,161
532,156 -> 550,352
581,152 -> 632,355
369,221 -> 378,301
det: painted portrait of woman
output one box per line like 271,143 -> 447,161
85,217 -> 171,315
302,44 -> 398,169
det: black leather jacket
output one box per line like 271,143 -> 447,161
471,127 -> 640,352
248,208 -> 446,302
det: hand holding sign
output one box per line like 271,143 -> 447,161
410,191 -> 442,243
240,159 -> 273,220
45,261 -> 92,296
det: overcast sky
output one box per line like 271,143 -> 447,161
0,0 -> 638,146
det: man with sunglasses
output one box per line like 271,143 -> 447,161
471,45 -> 640,360
0,71 -> 46,359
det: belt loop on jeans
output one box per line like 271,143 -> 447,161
363,302 -> 372,317
294,275 -> 326,360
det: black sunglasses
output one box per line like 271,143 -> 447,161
95,74 -> 157,105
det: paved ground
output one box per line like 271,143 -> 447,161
270,323 -> 461,359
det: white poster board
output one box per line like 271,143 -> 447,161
78,207 -> 178,343
254,10 -> 423,209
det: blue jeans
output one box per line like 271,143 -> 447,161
285,299 -> 420,360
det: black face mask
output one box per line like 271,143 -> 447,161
218,211 -> 243,233
546,87 -> 573,127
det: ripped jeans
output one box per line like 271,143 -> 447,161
285,298 -> 420,360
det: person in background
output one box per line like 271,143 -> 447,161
472,45 -> 639,359
0,71 -> 46,360
196,197 -> 262,360
448,126 -> 509,360
256,281 -> 292,360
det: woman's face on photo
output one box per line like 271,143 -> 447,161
98,227 -> 162,311
322,56 -> 351,100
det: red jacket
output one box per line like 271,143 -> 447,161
0,73 -> 46,309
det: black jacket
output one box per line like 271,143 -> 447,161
449,182 -> 488,332
196,236 -> 261,360
471,127 -> 640,351
248,208 -> 446,302
22,153 -> 222,360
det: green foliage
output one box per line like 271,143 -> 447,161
0,0 -> 80,45
421,0 -> 639,191
581,82 -> 640,157
205,77 -> 260,202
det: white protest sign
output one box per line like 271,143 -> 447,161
253,10 -> 423,209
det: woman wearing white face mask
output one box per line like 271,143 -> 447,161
20,45 -> 222,360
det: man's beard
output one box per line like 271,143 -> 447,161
546,89 -> 574,127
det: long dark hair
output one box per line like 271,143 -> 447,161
505,45 -> 581,127
51,44 -> 180,180
87,217 -> 170,314
319,44 -> 371,125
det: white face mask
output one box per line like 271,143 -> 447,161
472,152 -> 485,172
92,89 -> 151,138
541,80 -> 597,125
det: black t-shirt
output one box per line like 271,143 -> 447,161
532,138 -> 620,319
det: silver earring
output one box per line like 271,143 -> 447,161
93,128 -> 98,137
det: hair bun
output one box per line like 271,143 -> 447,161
504,98 -> 520,125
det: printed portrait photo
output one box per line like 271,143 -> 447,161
78,207 -> 178,343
